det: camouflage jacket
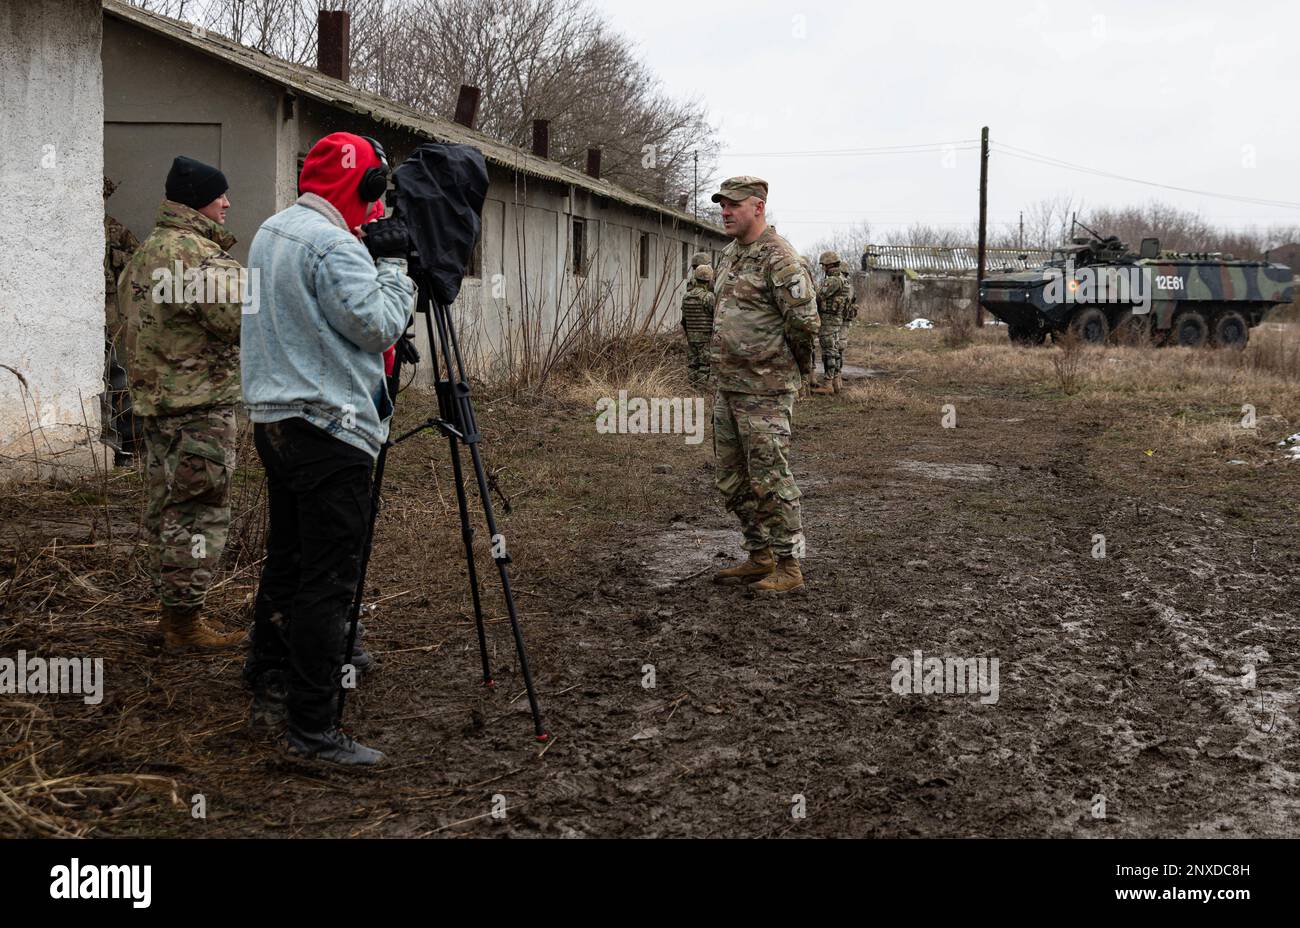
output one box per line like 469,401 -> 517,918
104,213 -> 140,336
680,283 -> 716,334
711,225 -> 820,394
817,271 -> 853,319
119,200 -> 243,417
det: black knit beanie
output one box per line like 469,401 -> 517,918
165,156 -> 228,210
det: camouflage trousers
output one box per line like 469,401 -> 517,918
818,313 -> 844,379
141,405 -> 237,611
713,390 -> 805,559
685,330 -> 712,389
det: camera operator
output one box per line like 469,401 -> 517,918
240,132 -> 414,766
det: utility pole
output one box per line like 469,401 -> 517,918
1019,211 -> 1024,250
693,150 -> 699,220
976,126 -> 989,327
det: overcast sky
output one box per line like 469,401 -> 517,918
597,0 -> 1300,250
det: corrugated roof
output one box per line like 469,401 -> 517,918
864,245 -> 1053,275
102,0 -> 723,237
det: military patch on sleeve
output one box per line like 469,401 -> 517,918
770,254 -> 812,304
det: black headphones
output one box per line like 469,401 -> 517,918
357,135 -> 389,202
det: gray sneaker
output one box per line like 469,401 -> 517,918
286,725 -> 385,766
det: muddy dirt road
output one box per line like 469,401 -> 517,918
3,328 -> 1298,837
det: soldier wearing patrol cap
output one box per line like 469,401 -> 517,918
810,250 -> 853,394
708,176 -> 820,594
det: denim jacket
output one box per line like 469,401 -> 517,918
241,194 -> 414,458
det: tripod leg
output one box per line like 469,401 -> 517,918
429,300 -> 547,741
424,307 -> 494,688
464,431 -> 547,739
444,429 -> 494,687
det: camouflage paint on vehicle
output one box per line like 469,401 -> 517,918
1138,259 -> 1293,329
979,233 -> 1294,346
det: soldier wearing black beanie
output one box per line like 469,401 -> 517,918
165,155 -> 229,211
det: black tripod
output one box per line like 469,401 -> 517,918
336,270 -> 548,742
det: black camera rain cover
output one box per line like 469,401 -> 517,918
392,143 -> 489,306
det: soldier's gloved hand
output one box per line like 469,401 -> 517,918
360,216 -> 411,260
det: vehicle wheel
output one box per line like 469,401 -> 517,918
1068,307 -> 1109,344
1211,310 -> 1249,350
1009,324 -> 1046,346
1170,309 -> 1209,348
1111,309 -> 1152,346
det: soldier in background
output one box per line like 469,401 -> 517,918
811,250 -> 852,394
103,177 -> 140,464
680,264 -> 716,389
691,250 -> 712,272
119,156 -> 245,653
709,176 -> 819,594
837,256 -> 858,373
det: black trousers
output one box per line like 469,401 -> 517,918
246,417 -> 373,731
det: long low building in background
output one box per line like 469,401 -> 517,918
103,0 -> 728,386
0,0 -> 729,482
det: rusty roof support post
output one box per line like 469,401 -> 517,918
586,148 -> 601,180
976,126 -> 989,328
454,85 -> 481,129
532,119 -> 550,158
317,10 -> 351,82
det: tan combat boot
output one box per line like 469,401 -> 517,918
752,556 -> 805,593
810,377 -> 835,395
161,605 -> 246,653
832,374 -> 843,394
713,548 -> 776,585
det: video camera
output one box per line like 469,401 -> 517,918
359,142 -> 489,309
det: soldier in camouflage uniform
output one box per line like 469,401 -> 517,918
118,156 -> 245,652
709,176 -> 820,594
103,177 -> 141,461
681,264 -> 715,389
811,250 -> 853,394
834,253 -> 857,374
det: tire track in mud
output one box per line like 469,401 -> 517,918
369,381 -> 1300,838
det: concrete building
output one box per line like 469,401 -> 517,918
101,0 -> 728,385
861,245 -> 1053,322
0,0 -> 108,480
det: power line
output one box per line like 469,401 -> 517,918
992,142 -> 1300,211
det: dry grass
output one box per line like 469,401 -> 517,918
940,310 -> 976,350
1051,330 -> 1090,396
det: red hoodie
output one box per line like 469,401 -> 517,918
298,132 -> 383,231
361,200 -> 402,376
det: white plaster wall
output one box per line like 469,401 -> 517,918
0,0 -> 107,480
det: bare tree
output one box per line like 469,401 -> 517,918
805,220 -> 873,271
123,0 -> 720,213
355,0 -> 719,210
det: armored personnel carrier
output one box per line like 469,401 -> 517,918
978,227 -> 1294,348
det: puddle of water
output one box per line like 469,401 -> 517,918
637,525 -> 737,589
